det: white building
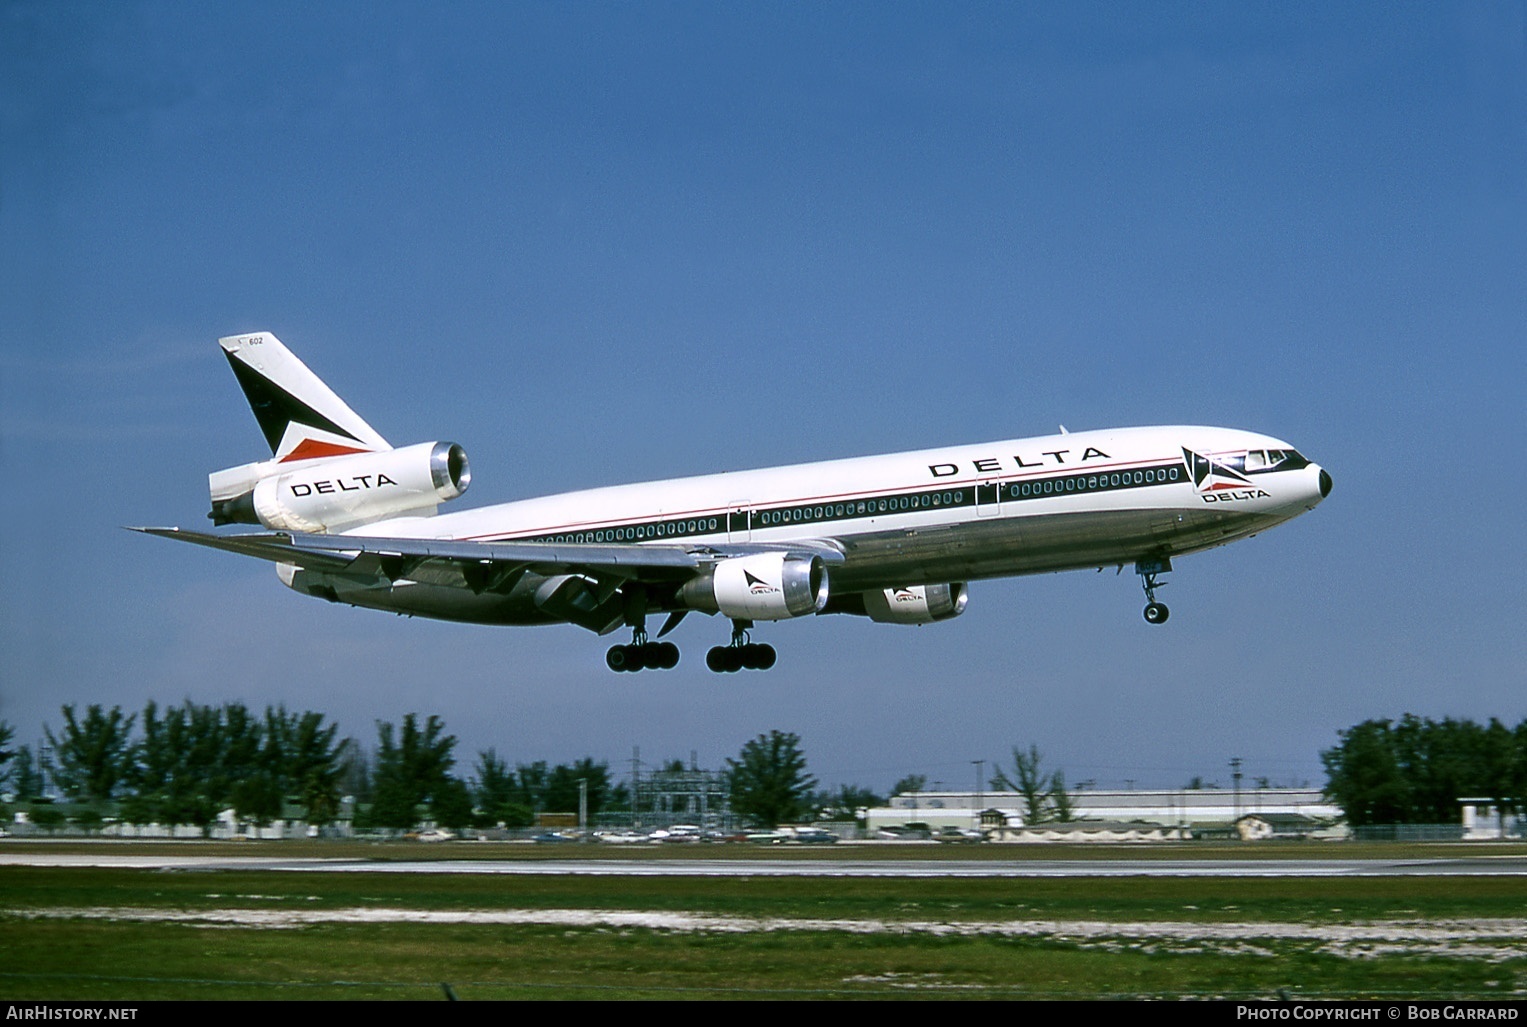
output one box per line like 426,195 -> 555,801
1459,799 -> 1525,841
867,787 -> 1340,836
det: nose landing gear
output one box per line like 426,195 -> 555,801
706,620 -> 776,673
1135,558 -> 1171,625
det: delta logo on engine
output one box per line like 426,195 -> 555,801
744,570 -> 780,596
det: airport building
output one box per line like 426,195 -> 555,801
868,787 -> 1343,840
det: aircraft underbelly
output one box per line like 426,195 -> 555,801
828,506 -> 1284,591
286,566 -> 555,626
283,504 -> 1288,626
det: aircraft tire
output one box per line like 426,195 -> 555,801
708,644 -> 773,672
739,643 -> 776,670
608,644 -> 647,672
1143,602 -> 1170,625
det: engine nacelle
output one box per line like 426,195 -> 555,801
862,583 -> 968,625
211,441 -> 470,532
680,552 -> 829,621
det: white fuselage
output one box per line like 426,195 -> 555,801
318,425 -> 1327,625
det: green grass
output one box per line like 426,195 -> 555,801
4,865 -> 1527,922
5,918 -> 1523,1001
3,842 -> 1527,1000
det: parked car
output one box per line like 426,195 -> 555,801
792,828 -> 839,844
933,826 -> 983,844
742,830 -> 792,844
648,825 -> 702,843
531,831 -> 578,844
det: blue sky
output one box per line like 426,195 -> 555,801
2,1 -> 1522,795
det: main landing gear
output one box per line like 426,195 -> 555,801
604,601 -> 778,674
706,620 -> 776,673
606,629 -> 680,672
1135,558 -> 1172,625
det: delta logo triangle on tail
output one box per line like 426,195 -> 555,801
225,347 -> 369,454
1182,447 -> 1252,493
219,332 -> 391,461
280,437 -> 374,463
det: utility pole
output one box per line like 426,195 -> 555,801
38,738 -> 56,801
1230,756 -> 1243,831
972,759 -> 985,829
578,778 -> 588,841
630,746 -> 641,830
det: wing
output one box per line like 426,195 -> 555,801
131,527 -> 844,633
132,525 -> 702,583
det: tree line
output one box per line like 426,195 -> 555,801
0,709 -> 867,832
16,706 -> 1520,833
0,702 -> 353,832
0,709 -> 1185,834
1321,714 -> 1527,827
0,703 -> 632,834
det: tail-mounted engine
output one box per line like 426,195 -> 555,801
861,583 -> 968,625
208,441 -> 471,532
680,552 -> 830,621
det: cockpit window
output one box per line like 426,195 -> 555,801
1242,449 -> 1310,473
1245,450 -> 1291,470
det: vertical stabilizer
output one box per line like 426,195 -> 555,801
219,332 -> 390,459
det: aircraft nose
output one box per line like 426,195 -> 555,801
1318,467 -> 1333,499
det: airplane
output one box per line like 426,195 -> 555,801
136,332 -> 1332,673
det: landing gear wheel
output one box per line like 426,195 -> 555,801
606,644 -> 642,672
1134,558 -> 1173,626
752,643 -> 777,670
707,623 -> 777,673
705,644 -> 773,672
607,640 -> 680,672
